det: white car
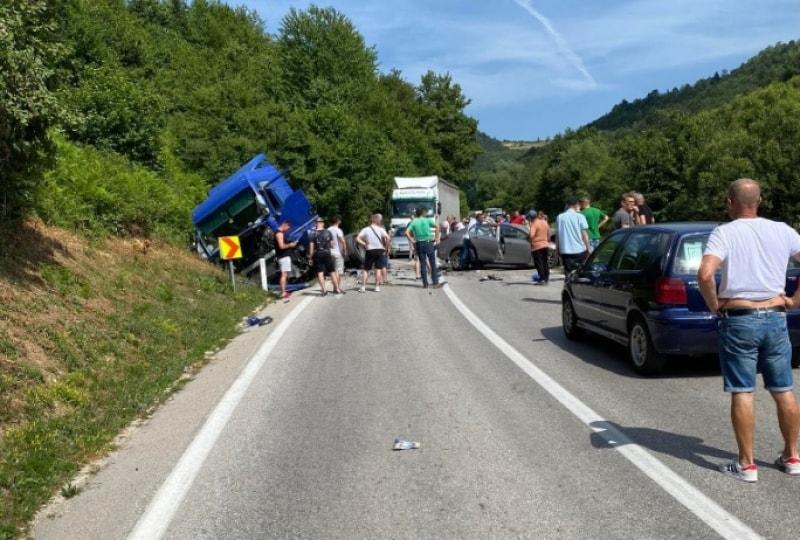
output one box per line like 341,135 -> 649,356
390,226 -> 411,257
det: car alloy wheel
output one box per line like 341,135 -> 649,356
449,249 -> 462,270
627,319 -> 666,374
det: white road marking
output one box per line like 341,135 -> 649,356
128,296 -> 315,540
442,284 -> 761,540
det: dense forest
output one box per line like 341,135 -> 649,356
1,0 -> 480,235
474,39 -> 800,226
4,1 -> 800,238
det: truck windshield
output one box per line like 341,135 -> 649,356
392,200 -> 434,217
195,190 -> 262,255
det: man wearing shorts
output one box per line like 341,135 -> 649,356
356,214 -> 389,293
275,220 -> 298,300
309,217 -> 342,296
698,178 -> 800,482
327,215 -> 347,282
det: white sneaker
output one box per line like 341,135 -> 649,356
374,286 -> 381,292
718,460 -> 758,483
775,454 -> 800,475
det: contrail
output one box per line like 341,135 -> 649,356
511,0 -> 596,85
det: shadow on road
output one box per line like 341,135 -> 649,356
540,326 -> 720,379
589,420 -> 776,471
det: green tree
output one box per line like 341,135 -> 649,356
416,71 -> 481,187
0,0 -> 67,218
277,6 -> 377,107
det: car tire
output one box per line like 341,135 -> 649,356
562,295 -> 583,340
449,249 -> 463,271
792,348 -> 800,369
627,317 -> 667,375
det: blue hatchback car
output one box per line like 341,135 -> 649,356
561,223 -> 800,374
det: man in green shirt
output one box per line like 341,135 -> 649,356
580,197 -> 609,252
405,207 -> 442,288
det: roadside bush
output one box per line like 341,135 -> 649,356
35,134 -> 206,238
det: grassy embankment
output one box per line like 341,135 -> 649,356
0,140 -> 268,537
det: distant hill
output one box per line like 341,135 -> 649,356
589,40 -> 800,131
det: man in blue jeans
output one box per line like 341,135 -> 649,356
406,207 -> 442,288
557,197 -> 590,274
698,178 -> 800,483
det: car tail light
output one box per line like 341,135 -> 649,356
656,277 -> 687,305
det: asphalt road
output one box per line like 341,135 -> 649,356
33,261 -> 800,539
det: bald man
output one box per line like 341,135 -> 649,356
698,178 -> 800,482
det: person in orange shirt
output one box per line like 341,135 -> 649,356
529,212 -> 551,285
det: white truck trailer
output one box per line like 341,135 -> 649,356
389,176 -> 461,232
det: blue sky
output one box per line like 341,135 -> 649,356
234,1 -> 800,140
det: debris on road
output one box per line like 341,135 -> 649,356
479,274 -> 503,282
393,438 -> 420,451
246,315 -> 273,327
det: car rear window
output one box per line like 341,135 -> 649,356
672,231 -> 800,275
672,234 -> 709,275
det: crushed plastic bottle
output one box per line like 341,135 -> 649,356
393,438 -> 420,451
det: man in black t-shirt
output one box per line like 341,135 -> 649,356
308,217 -> 342,296
634,192 -> 655,225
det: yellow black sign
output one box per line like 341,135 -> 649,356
219,235 -> 242,260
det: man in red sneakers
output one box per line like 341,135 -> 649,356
698,178 -> 800,482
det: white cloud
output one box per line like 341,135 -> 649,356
511,0 -> 597,86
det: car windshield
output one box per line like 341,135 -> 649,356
393,227 -> 407,238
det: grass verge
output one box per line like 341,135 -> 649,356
0,220 -> 267,538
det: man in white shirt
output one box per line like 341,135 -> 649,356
698,178 -> 800,483
327,215 -> 347,285
459,212 -> 482,270
356,214 -> 390,292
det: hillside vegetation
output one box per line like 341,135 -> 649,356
478,40 -> 800,225
2,0 -> 479,233
0,220 -> 265,537
590,40 -> 800,131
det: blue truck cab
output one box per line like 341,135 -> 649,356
191,154 -> 318,275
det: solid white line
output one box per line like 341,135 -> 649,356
442,285 -> 761,540
128,296 -> 315,540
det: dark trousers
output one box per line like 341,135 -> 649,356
533,248 -> 550,283
561,252 -> 587,274
459,237 -> 473,269
417,241 -> 439,287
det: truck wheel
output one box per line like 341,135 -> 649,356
628,317 -> 666,375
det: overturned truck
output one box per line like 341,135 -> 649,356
192,154 -> 318,280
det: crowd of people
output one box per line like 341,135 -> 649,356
273,191 -> 661,299
553,191 -> 658,273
